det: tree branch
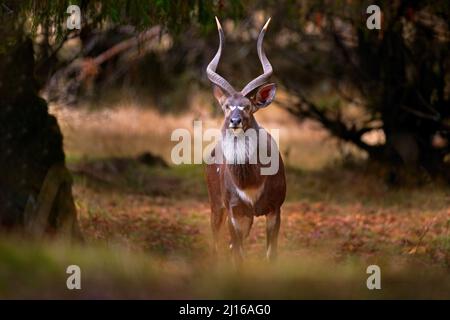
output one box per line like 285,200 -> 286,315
279,84 -> 382,155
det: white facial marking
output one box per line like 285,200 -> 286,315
238,106 -> 245,111
229,105 -> 237,111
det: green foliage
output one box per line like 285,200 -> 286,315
1,0 -> 243,35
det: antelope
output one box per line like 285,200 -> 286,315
205,17 -> 286,262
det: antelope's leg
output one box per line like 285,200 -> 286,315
211,207 -> 226,254
228,207 -> 253,263
266,208 -> 281,261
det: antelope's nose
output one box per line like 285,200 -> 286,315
230,117 -> 242,127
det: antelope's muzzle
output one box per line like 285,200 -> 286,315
229,117 -> 242,129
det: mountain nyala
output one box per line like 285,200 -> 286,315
205,17 -> 286,262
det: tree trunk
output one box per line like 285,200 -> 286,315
0,37 -> 82,240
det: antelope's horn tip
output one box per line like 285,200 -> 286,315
215,16 -> 222,30
263,17 -> 271,30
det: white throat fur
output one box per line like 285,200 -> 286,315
221,129 -> 258,164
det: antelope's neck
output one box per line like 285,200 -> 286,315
227,163 -> 265,189
221,125 -> 266,189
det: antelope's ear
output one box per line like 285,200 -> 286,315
252,83 -> 276,109
213,86 -> 227,106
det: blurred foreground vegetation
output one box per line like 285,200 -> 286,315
3,236 -> 450,299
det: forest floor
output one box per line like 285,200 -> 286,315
1,104 -> 450,299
